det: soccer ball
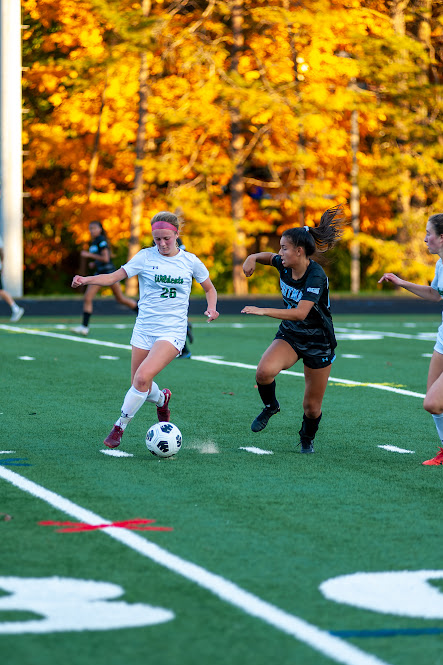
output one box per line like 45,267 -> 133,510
146,422 -> 182,458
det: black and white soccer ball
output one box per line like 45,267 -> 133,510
146,422 -> 182,458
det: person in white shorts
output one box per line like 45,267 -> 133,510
72,211 -> 219,448
379,212 -> 443,465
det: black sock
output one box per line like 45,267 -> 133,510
257,380 -> 279,410
300,413 -> 322,439
82,312 -> 91,327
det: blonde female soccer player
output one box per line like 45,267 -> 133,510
379,213 -> 443,465
241,205 -> 345,454
72,211 -> 219,448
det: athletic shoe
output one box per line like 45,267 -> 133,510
422,447 -> 443,465
10,307 -> 24,323
157,389 -> 171,422
298,438 -> 315,454
104,425 -> 124,449
71,325 -> 89,336
251,404 -> 280,432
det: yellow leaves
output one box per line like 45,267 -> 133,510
244,70 -> 261,82
48,92 -> 65,107
251,109 -> 273,125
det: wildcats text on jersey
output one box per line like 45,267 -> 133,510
155,274 -> 184,285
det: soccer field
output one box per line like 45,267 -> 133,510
1,313 -> 443,665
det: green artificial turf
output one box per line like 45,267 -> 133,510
1,313 -> 443,665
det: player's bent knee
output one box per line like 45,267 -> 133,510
256,368 -> 275,384
423,396 -> 443,415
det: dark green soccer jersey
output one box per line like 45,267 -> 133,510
271,255 -> 337,349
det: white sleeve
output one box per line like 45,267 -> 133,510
431,260 -> 442,291
192,255 -> 210,283
121,250 -> 147,279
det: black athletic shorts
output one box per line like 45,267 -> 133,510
275,328 -> 336,369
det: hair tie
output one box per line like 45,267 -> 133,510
304,225 -> 310,232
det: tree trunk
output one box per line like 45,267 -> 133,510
229,0 -> 248,295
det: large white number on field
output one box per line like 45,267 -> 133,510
320,570 -> 443,618
0,576 -> 174,633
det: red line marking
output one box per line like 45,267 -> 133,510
39,518 -> 173,533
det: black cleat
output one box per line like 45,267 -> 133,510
251,404 -> 280,432
298,438 -> 315,454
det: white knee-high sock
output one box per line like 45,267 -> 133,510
432,412 -> 443,445
116,385 -> 149,429
144,381 -> 164,406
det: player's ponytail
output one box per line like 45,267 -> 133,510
282,204 -> 345,257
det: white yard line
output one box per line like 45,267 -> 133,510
0,466 -> 390,665
0,325 -> 426,399
239,447 -> 274,455
378,445 -> 415,454
191,356 -> 426,399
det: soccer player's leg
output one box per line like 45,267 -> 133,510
299,363 -> 332,453
422,350 -> 443,465
103,346 -> 151,447
133,340 -> 179,422
251,339 -> 298,432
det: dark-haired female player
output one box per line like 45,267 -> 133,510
379,213 -> 443,466
72,211 -> 219,448
241,205 -> 345,453
72,220 -> 138,336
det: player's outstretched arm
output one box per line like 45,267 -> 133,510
201,278 -> 219,322
71,267 -> 128,289
243,252 -> 275,277
241,300 -> 314,321
378,272 -> 441,301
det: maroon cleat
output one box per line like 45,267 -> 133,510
104,425 -> 124,449
157,389 -> 171,422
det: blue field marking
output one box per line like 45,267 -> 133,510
331,627 -> 443,638
0,458 -> 31,467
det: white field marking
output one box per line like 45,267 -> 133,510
0,326 -> 426,399
0,466 -> 390,665
100,449 -> 134,458
336,334 -> 382,341
335,326 -> 436,341
239,447 -> 273,455
378,445 -> 415,454
320,570 -> 443,619
99,355 -> 120,360
17,356 -> 35,361
0,576 -> 173,633
0,325 -> 132,350
4,322 -> 437,340
422,353 -> 433,358
192,356 -> 427,399
341,354 -> 362,359
0,451 -> 15,454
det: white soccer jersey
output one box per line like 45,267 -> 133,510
122,246 -> 209,337
431,259 -> 443,346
